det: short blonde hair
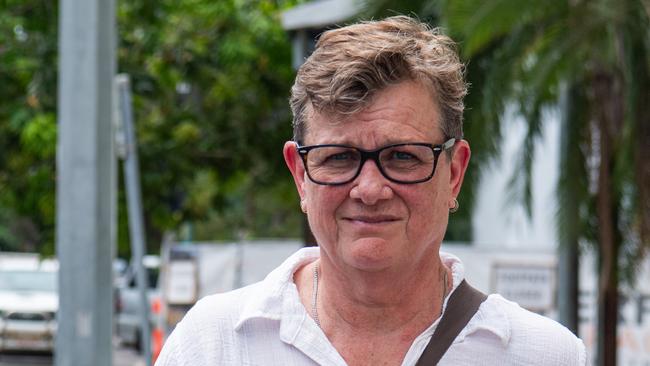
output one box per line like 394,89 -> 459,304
290,16 -> 467,143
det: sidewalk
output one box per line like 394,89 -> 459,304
113,337 -> 146,366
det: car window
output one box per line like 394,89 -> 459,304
147,267 -> 159,289
127,267 -> 159,289
0,270 -> 57,292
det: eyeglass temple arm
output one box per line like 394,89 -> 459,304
441,138 -> 456,150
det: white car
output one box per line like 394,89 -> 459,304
0,267 -> 58,353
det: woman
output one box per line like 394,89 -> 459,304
156,16 -> 586,366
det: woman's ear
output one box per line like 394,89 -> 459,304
283,141 -> 307,200
448,139 -> 471,197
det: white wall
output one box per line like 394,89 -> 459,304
472,108 -> 561,250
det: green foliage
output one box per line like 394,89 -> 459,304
0,1 -> 57,254
1,0 -> 303,256
116,0 -> 302,255
21,113 -> 56,158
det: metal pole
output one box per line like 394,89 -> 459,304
116,74 -> 152,365
558,243 -> 579,332
557,84 -> 580,334
56,0 -> 116,364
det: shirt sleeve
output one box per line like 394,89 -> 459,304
154,296 -> 226,366
154,323 -> 184,366
154,313 -> 205,366
577,337 -> 587,366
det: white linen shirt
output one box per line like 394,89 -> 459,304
156,247 -> 586,366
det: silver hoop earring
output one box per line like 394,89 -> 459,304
449,198 -> 459,213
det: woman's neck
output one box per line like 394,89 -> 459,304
300,254 -> 451,335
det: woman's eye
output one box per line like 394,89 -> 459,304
326,152 -> 352,161
392,151 -> 416,160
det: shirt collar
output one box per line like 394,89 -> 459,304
461,295 -> 511,346
234,247 -> 319,331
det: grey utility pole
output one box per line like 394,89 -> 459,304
56,0 -> 116,365
116,74 -> 152,365
556,84 -> 580,335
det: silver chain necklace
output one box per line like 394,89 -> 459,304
312,262 -> 321,328
311,262 -> 449,329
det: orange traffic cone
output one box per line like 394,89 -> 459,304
151,297 -> 164,363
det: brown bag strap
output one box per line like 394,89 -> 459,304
415,280 -> 488,366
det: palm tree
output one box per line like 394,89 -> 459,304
361,1 -> 650,364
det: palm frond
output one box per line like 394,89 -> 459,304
358,0 -> 432,20
441,0 -> 563,57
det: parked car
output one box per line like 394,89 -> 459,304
0,265 -> 58,353
114,255 -> 160,350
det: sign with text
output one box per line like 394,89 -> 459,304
165,260 -> 198,305
492,262 -> 556,312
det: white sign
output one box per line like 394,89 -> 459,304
492,263 -> 555,312
166,260 -> 198,305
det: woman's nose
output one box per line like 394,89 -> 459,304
349,160 -> 393,205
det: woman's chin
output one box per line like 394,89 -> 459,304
343,237 -> 400,271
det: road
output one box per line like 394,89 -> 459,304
0,338 -> 145,366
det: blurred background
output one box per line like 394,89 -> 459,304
0,0 -> 648,365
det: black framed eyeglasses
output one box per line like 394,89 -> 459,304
296,138 -> 456,185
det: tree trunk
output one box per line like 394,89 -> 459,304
593,71 -> 623,366
632,39 -> 650,253
596,114 -> 618,366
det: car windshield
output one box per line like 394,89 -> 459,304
127,267 -> 159,289
0,270 -> 57,292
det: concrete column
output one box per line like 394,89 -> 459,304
56,0 -> 116,364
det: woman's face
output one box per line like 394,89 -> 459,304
284,81 -> 470,273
